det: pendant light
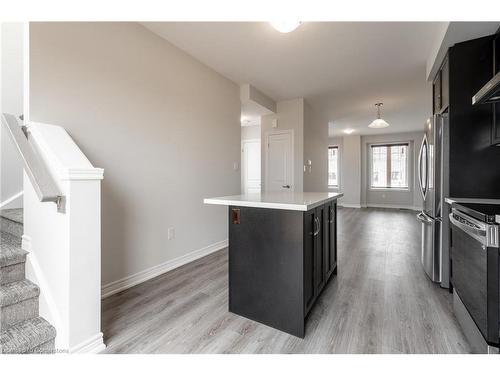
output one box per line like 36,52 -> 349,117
368,103 -> 390,129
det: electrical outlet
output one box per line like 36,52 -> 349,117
167,227 -> 175,240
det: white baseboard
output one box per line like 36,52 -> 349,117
365,203 -> 422,211
338,203 -> 362,208
69,332 -> 106,354
338,203 -> 421,211
101,239 -> 228,299
0,191 -> 23,209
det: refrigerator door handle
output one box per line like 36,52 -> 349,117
417,211 -> 434,224
418,134 -> 428,200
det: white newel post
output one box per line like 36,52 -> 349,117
23,121 -> 105,353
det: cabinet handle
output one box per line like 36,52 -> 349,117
313,217 -> 320,236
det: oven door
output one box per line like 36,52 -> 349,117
449,209 -> 500,346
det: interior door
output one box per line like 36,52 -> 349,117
242,139 -> 261,194
266,131 -> 293,192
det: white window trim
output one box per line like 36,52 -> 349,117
328,144 -> 341,191
368,140 -> 411,192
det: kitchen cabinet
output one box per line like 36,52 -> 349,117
305,202 -> 337,315
433,70 -> 442,114
433,56 -> 449,114
492,34 -> 500,146
220,194 -> 341,338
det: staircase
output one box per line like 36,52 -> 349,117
0,209 -> 56,354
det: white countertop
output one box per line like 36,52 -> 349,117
204,192 -> 344,211
445,197 -> 500,205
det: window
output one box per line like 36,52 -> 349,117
370,143 -> 409,189
328,146 -> 339,188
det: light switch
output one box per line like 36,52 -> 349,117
233,162 -> 239,171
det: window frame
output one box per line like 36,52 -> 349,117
327,144 -> 341,190
368,141 -> 411,191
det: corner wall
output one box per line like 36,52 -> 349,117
304,101 -> 328,192
29,22 -> 241,291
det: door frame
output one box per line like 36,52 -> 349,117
264,129 -> 294,192
241,138 -> 261,194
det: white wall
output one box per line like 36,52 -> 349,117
340,135 -> 361,207
261,98 -> 304,192
29,22 -> 240,291
361,131 -> 424,210
241,124 -> 260,140
303,101 -> 328,192
0,22 -> 24,208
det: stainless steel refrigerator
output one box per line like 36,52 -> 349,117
417,114 -> 449,287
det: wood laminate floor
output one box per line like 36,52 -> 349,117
102,208 -> 471,354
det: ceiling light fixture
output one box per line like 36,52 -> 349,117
343,129 -> 355,135
368,103 -> 390,129
270,21 -> 301,33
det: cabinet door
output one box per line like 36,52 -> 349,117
326,202 -> 337,276
433,71 -> 442,114
314,205 -> 326,293
303,210 -> 315,312
441,57 -> 449,112
493,35 -> 500,145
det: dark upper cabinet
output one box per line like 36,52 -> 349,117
447,34 -> 500,198
433,56 -> 449,114
493,34 -> 500,146
441,57 -> 450,112
433,70 -> 442,114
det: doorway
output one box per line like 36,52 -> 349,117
265,130 -> 294,192
241,139 -> 261,194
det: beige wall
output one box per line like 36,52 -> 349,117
261,98 -> 304,192
303,101 -> 328,192
30,22 -> 241,286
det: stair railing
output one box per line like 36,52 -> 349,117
1,113 -> 64,211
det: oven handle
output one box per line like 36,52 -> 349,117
449,213 -> 488,247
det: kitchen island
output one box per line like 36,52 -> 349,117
204,192 -> 343,338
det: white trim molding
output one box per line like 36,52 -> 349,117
69,333 -> 105,354
338,203 -> 362,209
0,191 -> 23,209
365,203 -> 422,211
101,239 -> 228,299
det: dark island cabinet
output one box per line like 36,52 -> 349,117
304,202 -> 337,317
228,200 -> 338,338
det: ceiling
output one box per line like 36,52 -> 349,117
141,22 -> 459,136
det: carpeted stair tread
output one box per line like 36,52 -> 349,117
0,209 -> 23,224
0,317 -> 56,354
0,231 -> 27,267
0,280 -> 40,307
0,209 -> 23,238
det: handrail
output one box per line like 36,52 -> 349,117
1,113 -> 63,209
